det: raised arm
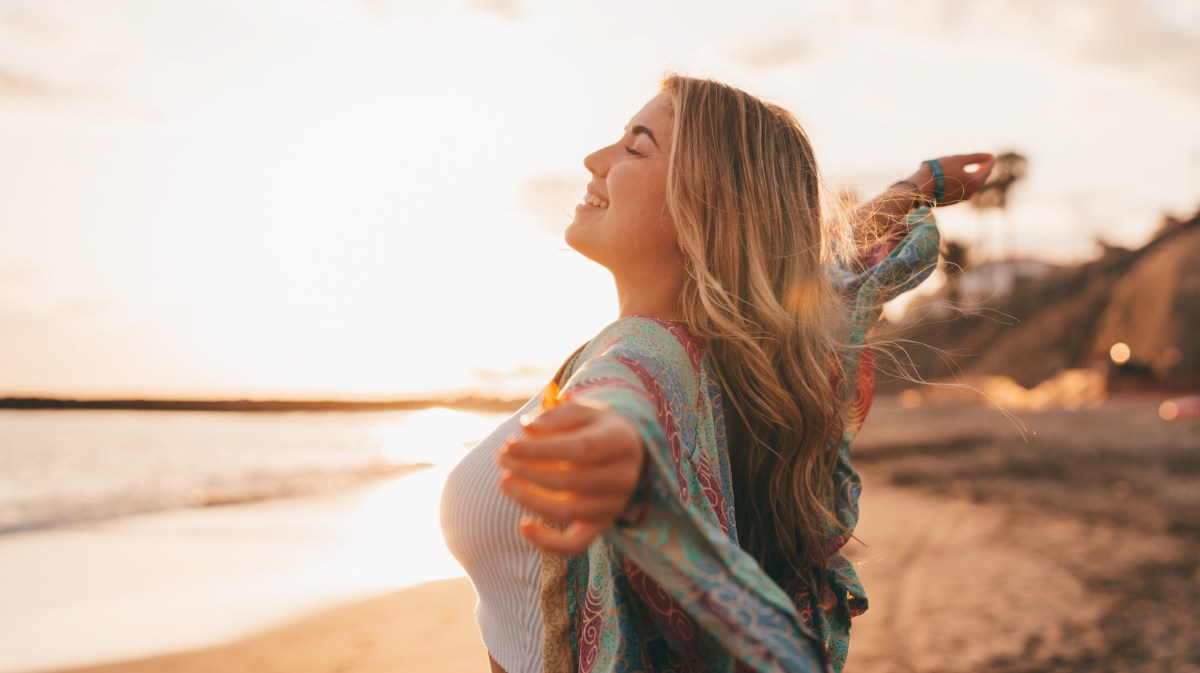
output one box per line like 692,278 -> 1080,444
851,153 -> 995,270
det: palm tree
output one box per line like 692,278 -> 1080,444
969,151 -> 1028,299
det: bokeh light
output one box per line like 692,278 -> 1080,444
1110,342 -> 1131,364
1159,400 -> 1179,421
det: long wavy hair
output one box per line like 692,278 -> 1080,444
660,74 -> 856,594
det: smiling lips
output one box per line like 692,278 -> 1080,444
581,192 -> 609,209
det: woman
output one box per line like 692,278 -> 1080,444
441,74 -> 993,673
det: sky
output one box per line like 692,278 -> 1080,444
1,0 -> 1198,400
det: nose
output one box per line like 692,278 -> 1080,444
583,143 -> 613,177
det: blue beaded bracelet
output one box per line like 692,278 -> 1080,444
923,159 -> 946,205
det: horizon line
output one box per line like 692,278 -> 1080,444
0,395 -> 530,414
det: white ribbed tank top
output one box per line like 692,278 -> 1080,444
440,393 -> 544,673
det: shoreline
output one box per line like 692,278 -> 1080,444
0,464 -> 431,538
0,397 -> 528,414
0,466 -> 468,673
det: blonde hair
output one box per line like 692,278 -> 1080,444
661,74 -> 855,593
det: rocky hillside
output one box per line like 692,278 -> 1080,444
880,208 -> 1200,391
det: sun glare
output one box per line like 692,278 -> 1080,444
374,407 -> 510,468
348,468 -> 471,589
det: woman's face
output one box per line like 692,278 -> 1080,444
564,92 -> 677,272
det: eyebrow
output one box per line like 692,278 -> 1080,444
625,124 -> 660,149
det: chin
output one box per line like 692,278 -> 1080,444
563,218 -> 588,253
563,221 -> 610,267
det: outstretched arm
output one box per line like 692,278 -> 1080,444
851,153 -> 995,269
499,328 -> 829,672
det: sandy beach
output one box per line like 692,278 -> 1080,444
31,578 -> 488,673
11,394 -> 1199,673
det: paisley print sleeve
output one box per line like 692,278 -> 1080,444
554,317 -> 830,673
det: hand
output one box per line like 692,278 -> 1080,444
496,399 -> 645,556
908,153 -> 995,206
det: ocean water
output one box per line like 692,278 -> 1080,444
0,406 -> 513,534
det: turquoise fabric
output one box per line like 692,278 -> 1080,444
544,206 -> 940,672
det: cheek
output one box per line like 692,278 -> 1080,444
564,162 -> 675,262
610,165 -> 670,225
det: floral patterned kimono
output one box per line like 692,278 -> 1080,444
537,206 -> 940,673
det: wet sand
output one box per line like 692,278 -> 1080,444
36,578 -> 487,673
23,395 -> 1200,673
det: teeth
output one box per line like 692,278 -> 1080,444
583,193 -> 609,208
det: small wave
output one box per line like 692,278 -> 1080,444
0,462 -> 431,535
185,463 -> 431,508
0,406 -> 514,536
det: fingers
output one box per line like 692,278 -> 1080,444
519,517 -> 608,556
504,430 -> 613,464
498,454 -> 638,495
962,156 -> 995,183
936,152 -> 993,169
520,400 -> 600,436
958,157 -> 996,202
927,153 -> 997,205
500,471 -> 629,523
950,152 -> 995,166
965,166 -> 992,193
934,153 -> 995,178
506,404 -> 639,465
496,403 -> 646,555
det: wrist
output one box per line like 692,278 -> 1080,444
888,178 -> 931,211
907,163 -> 937,204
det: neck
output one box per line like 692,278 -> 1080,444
611,260 -> 688,323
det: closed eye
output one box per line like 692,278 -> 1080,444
624,146 -> 643,157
